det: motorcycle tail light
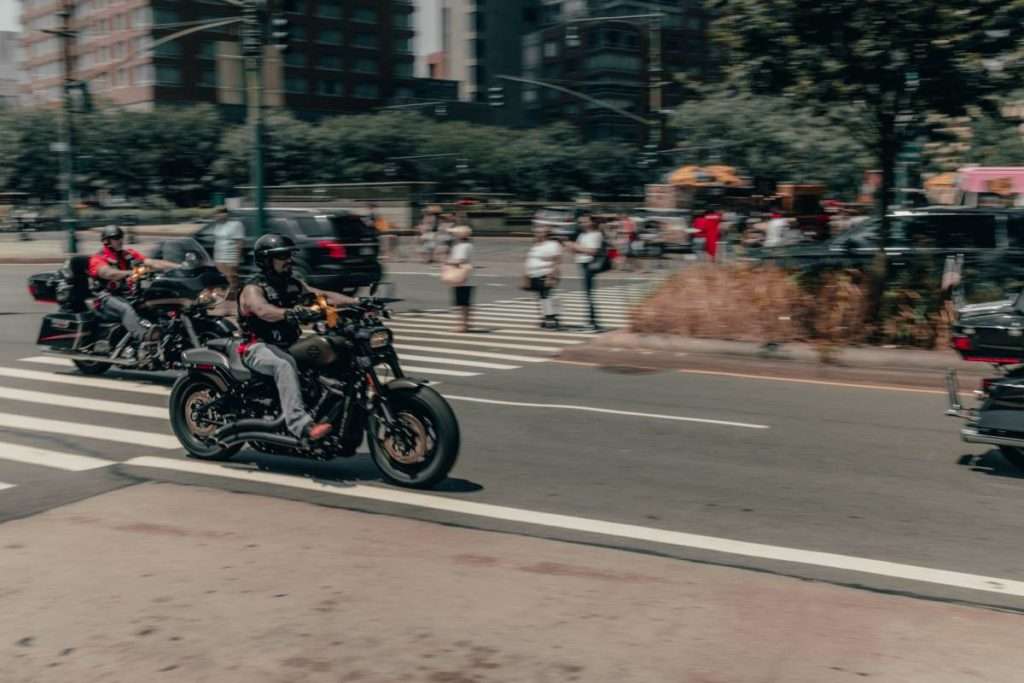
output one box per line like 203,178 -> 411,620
952,336 -> 972,351
317,240 -> 347,260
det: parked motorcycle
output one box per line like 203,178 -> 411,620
168,289 -> 461,489
29,238 -> 237,375
946,295 -> 1024,469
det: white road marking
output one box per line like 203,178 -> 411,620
387,323 -> 584,345
0,443 -> 114,471
0,366 -> 171,396
453,309 -> 629,323
0,386 -> 167,419
397,354 -> 519,370
675,368 -> 948,396
123,455 -> 1024,598
409,312 -> 621,330
0,412 -> 180,449
399,366 -> 481,378
19,355 -> 79,367
0,482 -> 14,492
393,344 -> 548,363
393,317 -> 589,339
445,395 -> 769,429
387,333 -> 565,353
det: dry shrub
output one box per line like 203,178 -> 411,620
631,264 -> 872,347
631,264 -> 809,343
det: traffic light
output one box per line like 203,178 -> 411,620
270,14 -> 291,51
487,85 -> 504,108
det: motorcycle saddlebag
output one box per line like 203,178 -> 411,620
27,271 -> 59,303
36,312 -> 93,351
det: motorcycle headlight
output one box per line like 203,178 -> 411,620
369,329 -> 392,349
197,287 -> 225,306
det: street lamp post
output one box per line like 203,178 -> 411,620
45,0 -> 79,254
243,0 -> 267,236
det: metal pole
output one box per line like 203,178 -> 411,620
647,16 -> 663,175
243,0 -> 266,235
58,0 -> 77,254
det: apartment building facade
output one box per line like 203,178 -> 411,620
19,0 -> 417,117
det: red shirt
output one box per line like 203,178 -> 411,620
88,245 -> 145,293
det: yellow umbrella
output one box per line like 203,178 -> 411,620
669,164 -> 744,187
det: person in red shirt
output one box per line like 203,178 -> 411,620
87,225 -> 179,360
702,207 -> 723,262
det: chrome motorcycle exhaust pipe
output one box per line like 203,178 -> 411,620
961,427 -> 1024,449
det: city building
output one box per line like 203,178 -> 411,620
522,0 -> 711,141
0,31 -> 21,108
18,0 -> 416,118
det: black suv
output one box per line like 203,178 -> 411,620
752,207 -> 1024,276
191,208 -> 382,293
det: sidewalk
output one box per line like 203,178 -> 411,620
0,226 -> 195,264
1,481 -> 1021,683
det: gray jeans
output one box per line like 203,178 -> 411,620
243,343 -> 312,439
97,294 -> 150,341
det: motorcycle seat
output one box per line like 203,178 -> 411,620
205,338 -> 252,382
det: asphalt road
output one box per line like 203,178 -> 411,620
0,256 -> 1021,613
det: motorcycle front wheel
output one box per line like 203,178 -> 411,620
169,375 -> 242,461
368,385 -> 459,489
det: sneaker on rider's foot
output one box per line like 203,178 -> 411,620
304,422 -> 333,441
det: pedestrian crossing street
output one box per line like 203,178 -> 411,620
0,284 -> 648,499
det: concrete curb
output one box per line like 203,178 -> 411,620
590,330 -> 971,371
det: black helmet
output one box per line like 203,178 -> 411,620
101,224 -> 124,244
253,233 -> 298,273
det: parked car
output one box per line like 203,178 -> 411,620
532,206 -> 583,242
189,208 -> 382,294
630,208 -> 694,253
748,207 -> 1024,292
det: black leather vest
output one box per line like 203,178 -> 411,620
240,273 -> 306,347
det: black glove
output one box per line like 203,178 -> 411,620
286,305 -> 318,325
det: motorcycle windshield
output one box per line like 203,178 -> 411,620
158,238 -> 214,267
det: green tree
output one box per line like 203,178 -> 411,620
670,89 -> 872,198
965,114 -> 1024,166
2,110 -> 61,200
713,0 -> 1024,233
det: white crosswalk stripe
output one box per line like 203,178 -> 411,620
0,411 -> 179,449
0,443 -> 115,471
0,482 -> 14,492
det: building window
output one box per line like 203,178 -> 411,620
318,1 -> 341,19
287,0 -> 306,12
199,41 -> 217,60
471,11 -> 485,32
472,38 -> 485,59
394,12 -> 413,29
317,54 -> 342,70
353,33 -> 377,48
395,86 -> 415,99
318,79 -> 342,96
153,7 -> 179,24
285,75 -> 308,93
354,57 -> 378,74
353,83 -> 380,99
155,64 -> 182,85
317,28 -> 342,45
543,41 -> 558,58
292,25 -> 307,41
285,50 -> 306,67
199,65 -> 217,87
396,37 -> 413,53
353,7 -> 377,23
153,42 -> 181,58
394,60 -> 414,78
585,53 -> 642,72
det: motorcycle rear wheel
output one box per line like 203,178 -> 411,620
169,375 -> 242,461
999,446 -> 1024,471
368,385 -> 459,489
72,359 -> 111,375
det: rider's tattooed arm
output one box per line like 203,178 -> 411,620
143,258 -> 181,271
240,284 -> 288,322
302,282 -> 359,307
97,264 -> 132,281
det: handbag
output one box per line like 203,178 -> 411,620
440,263 -> 471,286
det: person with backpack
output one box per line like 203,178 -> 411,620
570,211 -> 607,332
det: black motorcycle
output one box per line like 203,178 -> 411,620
168,290 -> 461,489
946,294 -> 1024,469
30,238 -> 237,375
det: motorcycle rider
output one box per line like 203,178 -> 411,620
238,233 -> 359,442
87,224 -> 180,360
